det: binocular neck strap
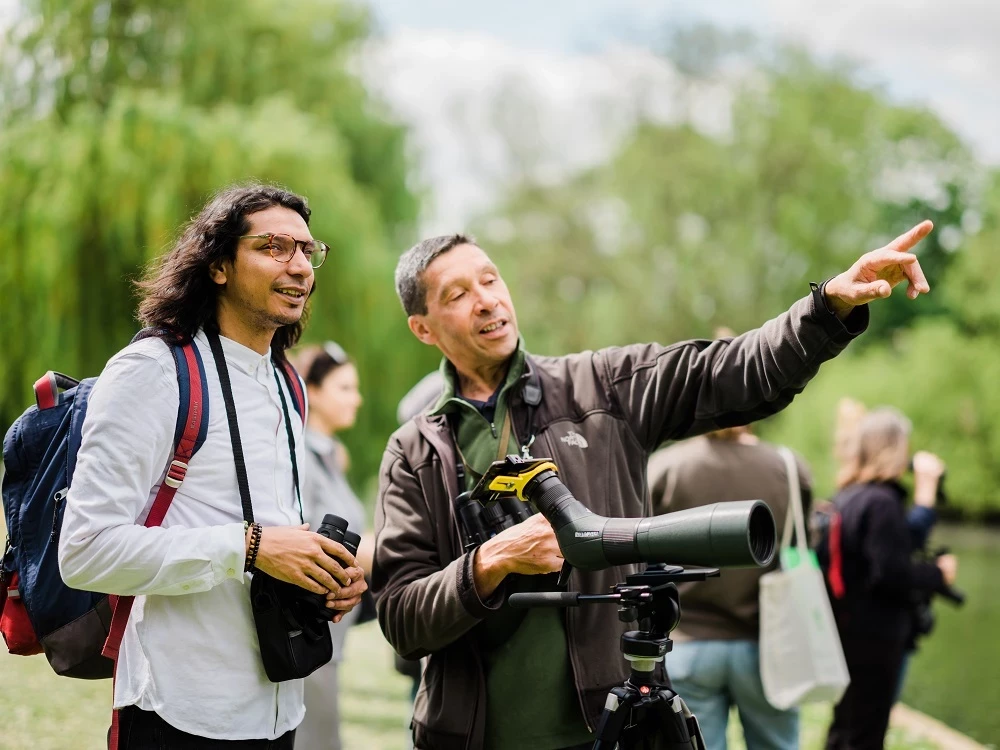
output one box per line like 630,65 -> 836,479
206,331 -> 304,527
272,367 -> 303,523
207,330 -> 255,526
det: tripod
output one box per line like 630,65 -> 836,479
510,564 -> 719,750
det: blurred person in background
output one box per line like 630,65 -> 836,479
648,420 -> 812,750
373,221 -> 934,750
294,342 -> 374,750
392,369 -> 446,748
828,398 -> 949,704
823,407 -> 957,750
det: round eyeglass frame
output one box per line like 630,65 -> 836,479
239,233 -> 329,269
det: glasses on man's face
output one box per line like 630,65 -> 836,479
240,233 -> 329,269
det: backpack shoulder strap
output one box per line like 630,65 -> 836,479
102,336 -> 210,650
276,358 -> 306,423
103,334 -> 211,750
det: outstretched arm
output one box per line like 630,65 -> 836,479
602,221 -> 935,450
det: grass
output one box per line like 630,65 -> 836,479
0,511 -> 969,749
0,621 -> 946,750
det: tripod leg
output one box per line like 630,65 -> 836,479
645,692 -> 706,750
595,687 -> 707,750
593,687 -> 637,749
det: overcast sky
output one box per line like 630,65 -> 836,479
364,0 -> 999,230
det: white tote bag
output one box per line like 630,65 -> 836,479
759,447 -> 850,709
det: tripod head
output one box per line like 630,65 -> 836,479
511,565 -> 714,749
510,564 -> 718,664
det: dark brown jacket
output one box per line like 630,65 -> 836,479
648,436 -> 812,641
372,287 -> 867,750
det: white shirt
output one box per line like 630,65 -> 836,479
59,330 -> 307,740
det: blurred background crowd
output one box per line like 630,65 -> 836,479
0,1 -> 997,748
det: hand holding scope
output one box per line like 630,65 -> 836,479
469,455 -> 776,571
469,456 -> 776,749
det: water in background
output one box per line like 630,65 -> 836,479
902,523 -> 1000,747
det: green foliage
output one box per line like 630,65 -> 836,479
759,179 -> 1000,515
0,0 -> 424,487
471,42 -> 999,516
758,320 -> 1000,513
474,48 -> 980,356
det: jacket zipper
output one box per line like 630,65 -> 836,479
537,430 -> 593,733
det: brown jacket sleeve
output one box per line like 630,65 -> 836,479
600,285 -> 867,452
372,436 -> 504,659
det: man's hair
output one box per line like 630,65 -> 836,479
136,183 -> 311,358
836,406 -> 912,489
395,233 -> 476,316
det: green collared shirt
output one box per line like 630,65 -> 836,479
429,342 -> 527,489
434,342 -> 592,750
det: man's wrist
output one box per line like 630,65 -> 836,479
472,540 -> 508,598
821,277 -> 855,320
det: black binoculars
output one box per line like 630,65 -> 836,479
250,514 -> 362,682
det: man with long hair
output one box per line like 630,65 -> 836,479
58,184 -> 367,748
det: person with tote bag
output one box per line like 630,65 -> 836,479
649,426 -> 815,750
759,446 -> 851,710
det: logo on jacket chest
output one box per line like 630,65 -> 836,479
559,431 -> 589,449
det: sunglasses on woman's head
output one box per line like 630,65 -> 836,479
323,341 -> 349,366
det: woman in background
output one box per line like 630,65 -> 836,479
294,342 -> 374,750
824,407 -> 956,750
830,398 -> 948,702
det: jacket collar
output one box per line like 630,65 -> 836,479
429,337 -> 528,416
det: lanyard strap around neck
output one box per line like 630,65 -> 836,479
208,331 -> 254,525
273,367 -> 304,522
207,330 -> 302,525
453,407 -> 512,488
450,362 -> 541,489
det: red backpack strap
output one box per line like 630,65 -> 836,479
827,512 -> 846,600
103,338 -> 209,750
277,359 -> 306,423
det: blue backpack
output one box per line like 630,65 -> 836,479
0,330 -> 306,679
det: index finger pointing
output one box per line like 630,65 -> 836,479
885,220 -> 934,254
902,253 -> 930,297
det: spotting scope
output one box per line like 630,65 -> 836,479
470,455 -> 776,571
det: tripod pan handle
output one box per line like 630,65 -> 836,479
509,592 -> 580,608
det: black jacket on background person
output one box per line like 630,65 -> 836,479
829,480 -> 945,643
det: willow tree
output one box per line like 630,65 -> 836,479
0,0 -> 427,486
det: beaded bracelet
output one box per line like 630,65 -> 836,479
245,522 -> 263,572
